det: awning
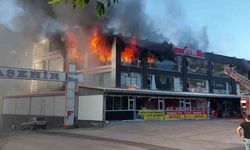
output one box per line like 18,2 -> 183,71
79,86 -> 244,99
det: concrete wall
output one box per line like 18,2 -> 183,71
78,95 -> 104,121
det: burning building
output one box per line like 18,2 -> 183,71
28,28 -> 250,121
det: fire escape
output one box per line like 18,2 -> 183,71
224,65 -> 250,116
224,65 -> 250,91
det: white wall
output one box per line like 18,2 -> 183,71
54,96 -> 65,116
3,95 -> 65,116
78,95 -> 103,121
16,98 -> 30,115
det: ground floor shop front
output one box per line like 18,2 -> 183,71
106,96 -> 209,120
78,87 -> 241,121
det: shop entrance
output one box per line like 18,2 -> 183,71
180,99 -> 191,111
209,98 -> 241,119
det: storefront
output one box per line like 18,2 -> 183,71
78,86 -> 241,122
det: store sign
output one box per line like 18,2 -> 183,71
139,110 -> 164,120
0,65 -> 83,128
0,67 -> 66,81
165,110 -> 207,119
165,111 -> 184,119
174,47 -> 205,58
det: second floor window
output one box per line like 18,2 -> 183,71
186,57 -> 208,74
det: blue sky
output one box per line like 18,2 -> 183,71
145,0 -> 250,59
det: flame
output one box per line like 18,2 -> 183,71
66,31 -> 84,62
121,37 -> 138,63
147,56 -> 155,63
90,29 -> 111,62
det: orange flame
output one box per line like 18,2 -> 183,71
66,31 -> 84,62
121,37 -> 138,63
147,56 -> 155,63
90,29 -> 112,62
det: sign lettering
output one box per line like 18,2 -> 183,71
50,73 -> 59,80
30,71 -> 41,79
0,67 -> 66,82
7,69 -> 15,78
174,47 -> 205,58
17,70 -> 27,78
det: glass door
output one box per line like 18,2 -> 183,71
158,98 -> 165,110
128,97 -> 135,111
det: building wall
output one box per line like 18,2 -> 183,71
1,95 -> 65,130
32,39 -> 64,93
3,96 -> 65,116
115,44 -> 250,95
78,95 -> 104,121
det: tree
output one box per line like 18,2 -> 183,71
48,0 -> 118,17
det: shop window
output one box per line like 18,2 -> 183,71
121,72 -> 142,89
136,97 -> 158,110
148,56 -> 182,72
186,57 -> 207,74
165,99 -> 179,110
187,78 -> 209,93
106,96 -> 132,111
122,96 -> 128,110
191,99 -> 207,111
106,96 -> 114,110
114,96 -> 122,110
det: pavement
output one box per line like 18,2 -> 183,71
0,119 -> 246,150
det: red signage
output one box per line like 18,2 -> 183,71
174,47 -> 205,58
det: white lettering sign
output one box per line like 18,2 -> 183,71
0,67 -> 66,81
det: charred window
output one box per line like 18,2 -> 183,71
186,57 -> 207,74
49,34 -> 65,52
187,78 -> 209,93
121,50 -> 142,67
120,37 -> 142,67
148,56 -> 182,72
121,72 -> 142,89
212,62 -> 227,77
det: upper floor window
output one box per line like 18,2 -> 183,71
212,81 -> 230,94
186,57 -> 208,74
212,62 -> 227,77
187,78 -> 209,93
121,72 -> 142,89
147,74 -> 183,91
148,56 -> 182,72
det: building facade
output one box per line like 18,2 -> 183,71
29,35 -> 250,121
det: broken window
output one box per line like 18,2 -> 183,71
186,57 -> 207,74
120,72 -> 142,89
148,56 -> 182,72
147,74 -> 182,91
